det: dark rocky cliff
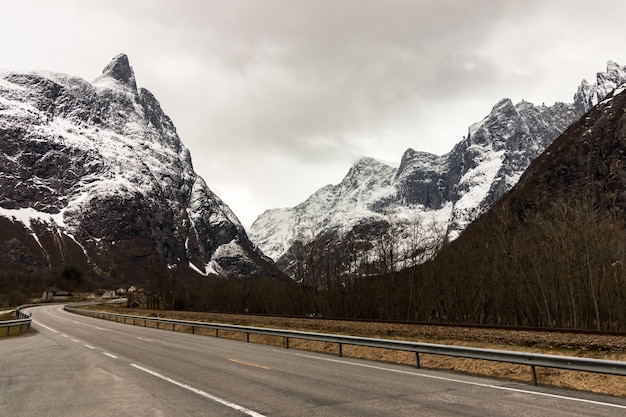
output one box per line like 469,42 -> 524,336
0,54 -> 281,285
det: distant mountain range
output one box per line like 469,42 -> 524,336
0,54 -> 281,285
3,54 -> 625,288
249,61 -> 626,277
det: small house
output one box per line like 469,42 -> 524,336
42,287 -> 73,301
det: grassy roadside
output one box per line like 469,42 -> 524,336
81,305 -> 626,397
0,312 -> 15,320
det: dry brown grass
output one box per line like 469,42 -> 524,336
0,325 -> 27,338
82,306 -> 626,397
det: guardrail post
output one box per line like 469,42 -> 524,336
416,352 -> 421,369
246,332 -> 250,343
216,329 -> 219,338
285,336 -> 290,349
172,324 -> 176,332
531,365 -> 537,386
338,343 -> 343,357
192,325 -> 195,334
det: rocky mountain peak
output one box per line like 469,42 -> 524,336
345,157 -> 395,179
251,62 -> 624,276
0,56 -> 281,282
515,85 -> 626,204
574,61 -> 626,115
95,53 -> 137,91
492,97 -> 515,112
397,148 -> 441,174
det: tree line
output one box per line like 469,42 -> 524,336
5,192 -> 626,332
167,193 -> 626,331
272,193 -> 626,331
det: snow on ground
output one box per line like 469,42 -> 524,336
0,206 -> 66,229
0,206 -> 67,249
455,147 -> 504,212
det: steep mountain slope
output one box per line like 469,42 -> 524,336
250,157 -> 398,263
250,61 -> 626,275
0,54 -> 280,284
423,84 -> 626,328
507,83 -> 626,213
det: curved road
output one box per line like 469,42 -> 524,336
1,304 -> 625,416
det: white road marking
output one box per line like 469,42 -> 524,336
33,321 -> 58,333
130,363 -> 266,417
295,353 -> 626,410
72,339 -> 80,343
103,352 -> 118,359
84,344 -> 96,349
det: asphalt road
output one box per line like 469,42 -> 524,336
1,304 -> 625,416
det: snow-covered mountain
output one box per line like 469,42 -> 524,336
0,54 -> 280,282
250,61 -> 626,275
574,60 -> 626,114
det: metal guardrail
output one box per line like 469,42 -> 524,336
0,306 -> 32,335
0,319 -> 31,335
15,305 -> 33,319
64,306 -> 626,386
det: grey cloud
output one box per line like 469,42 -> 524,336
2,0 -> 626,226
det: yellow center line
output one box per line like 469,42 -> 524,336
228,359 -> 270,370
137,336 -> 154,342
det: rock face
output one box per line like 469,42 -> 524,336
250,61 -> 626,276
0,54 -> 279,283
426,84 -> 626,329
511,84 -> 626,212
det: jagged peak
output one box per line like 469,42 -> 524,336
94,53 -> 137,91
466,97 -> 515,139
353,156 -> 396,168
399,148 -> 439,165
603,60 -> 625,76
493,97 -> 515,111
574,60 -> 626,114
344,157 -> 396,181
396,147 -> 442,178
400,148 -> 417,164
607,60 -> 621,71
596,60 -> 626,83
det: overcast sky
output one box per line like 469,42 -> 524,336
2,0 -> 626,227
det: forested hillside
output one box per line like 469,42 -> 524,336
284,86 -> 626,330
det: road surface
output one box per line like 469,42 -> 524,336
1,304 -> 625,416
